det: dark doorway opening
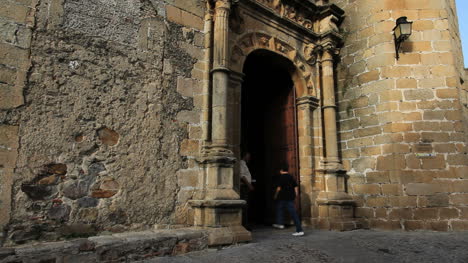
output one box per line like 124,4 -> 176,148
241,50 -> 300,226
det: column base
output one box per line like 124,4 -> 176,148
189,200 -> 252,245
206,226 -> 251,246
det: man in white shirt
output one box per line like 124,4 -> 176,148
240,152 -> 254,191
240,152 -> 254,230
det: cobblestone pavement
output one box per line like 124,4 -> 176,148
144,227 -> 468,263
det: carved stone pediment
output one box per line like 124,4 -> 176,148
245,0 -> 344,37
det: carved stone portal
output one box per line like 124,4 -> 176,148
190,0 -> 358,241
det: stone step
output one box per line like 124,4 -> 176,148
0,228 -> 209,262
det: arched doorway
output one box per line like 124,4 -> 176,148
241,50 -> 300,225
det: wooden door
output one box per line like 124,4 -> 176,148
265,83 -> 300,215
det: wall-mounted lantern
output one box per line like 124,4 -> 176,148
393,16 -> 413,60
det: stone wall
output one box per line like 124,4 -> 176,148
0,0 -> 207,245
331,0 -> 468,230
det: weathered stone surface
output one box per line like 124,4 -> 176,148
62,180 -> 89,200
58,223 -> 97,237
97,127 -> 120,146
91,190 -> 118,198
48,205 -> 71,221
77,197 -> 99,208
20,184 -> 56,200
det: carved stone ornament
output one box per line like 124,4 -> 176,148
254,0 -> 314,30
319,14 -> 339,34
229,4 -> 245,34
303,43 -> 323,65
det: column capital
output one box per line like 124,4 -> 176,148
229,70 -> 245,83
296,95 -> 319,108
321,42 -> 340,62
213,0 -> 231,10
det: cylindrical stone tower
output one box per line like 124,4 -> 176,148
330,0 -> 468,230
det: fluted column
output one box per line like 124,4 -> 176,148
321,50 -> 340,169
211,0 -> 231,146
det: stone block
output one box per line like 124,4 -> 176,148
433,41 -> 451,51
365,172 -> 389,184
180,139 -> 200,156
0,84 -> 24,109
413,122 -> 441,131
417,78 -> 445,89
375,207 -> 387,218
388,208 -> 412,220
413,208 -> 438,220
355,207 -> 374,218
451,180 -> 468,193
404,89 -> 434,101
381,184 -> 402,195
426,193 -> 449,207
354,127 -> 382,137
420,132 -> 449,142
177,169 -> 198,188
361,146 -> 381,156
397,53 -> 421,65
460,208 -> 468,219
383,123 -> 412,133
366,197 -> 388,207
358,70 -> 379,84
367,53 -> 394,69
450,194 -> 468,206
166,5 -> 203,31
376,102 -> 398,112
347,137 -> 373,149
431,65 -> 456,77
452,221 -> 468,231
399,102 -> 417,111
177,77 -> 198,97
404,220 -> 424,230
412,20 -> 434,31
0,2 -> 30,23
359,115 -> 379,126
389,196 -> 417,207
439,208 -> 459,220
353,184 -> 381,195
380,90 -> 403,102
396,78 -> 417,89
376,155 -> 406,170
369,219 -> 401,230
421,155 -> 446,169
405,183 -> 446,196
426,221 -> 449,231
176,110 -> 200,124
381,66 -> 412,78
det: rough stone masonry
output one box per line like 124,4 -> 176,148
0,0 -> 467,256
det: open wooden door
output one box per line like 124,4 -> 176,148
241,50 -> 300,225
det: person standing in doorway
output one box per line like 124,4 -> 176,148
273,163 -> 304,236
240,152 -> 254,230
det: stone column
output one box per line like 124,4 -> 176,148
296,96 -> 319,223
211,0 -> 231,147
316,46 -> 359,231
190,0 -> 251,245
321,50 -> 340,168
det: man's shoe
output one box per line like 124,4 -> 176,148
292,231 -> 304,236
272,224 -> 285,229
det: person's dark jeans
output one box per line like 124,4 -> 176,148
276,200 -> 303,232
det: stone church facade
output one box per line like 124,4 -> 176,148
0,0 -> 467,246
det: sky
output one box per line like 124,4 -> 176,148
456,0 -> 468,67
